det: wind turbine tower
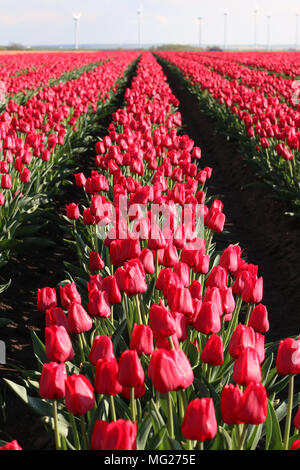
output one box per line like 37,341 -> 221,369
73,12 -> 82,50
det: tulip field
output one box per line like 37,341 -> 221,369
0,49 -> 299,452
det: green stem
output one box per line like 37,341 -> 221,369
237,424 -> 248,450
283,375 -> 295,451
80,414 -> 90,450
167,392 -> 175,439
135,295 -> 143,325
109,394 -> 117,422
78,333 -> 86,364
130,387 -> 137,422
68,412 -> 81,450
245,303 -> 254,326
52,400 -> 61,450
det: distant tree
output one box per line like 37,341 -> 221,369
6,42 -> 25,51
150,44 -> 204,51
207,45 -> 223,51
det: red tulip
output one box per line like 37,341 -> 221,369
221,384 -> 243,425
89,335 -> 115,365
45,325 -> 74,363
67,301 -> 93,334
276,337 -> 300,375
248,304 -> 270,333
91,419 -> 137,450
0,440 -> 22,450
39,362 -> 67,399
37,286 -> 57,312
233,347 -> 262,385
130,323 -> 154,356
236,383 -> 267,425
117,350 -> 145,388
181,398 -> 217,442
65,374 -> 95,415
200,334 -> 224,366
94,358 -> 122,396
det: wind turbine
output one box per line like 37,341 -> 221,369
266,14 -> 271,51
137,3 -> 143,49
197,17 -> 203,49
72,12 -> 82,50
254,8 -> 259,49
224,11 -> 228,51
296,13 -> 299,50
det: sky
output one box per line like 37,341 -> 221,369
0,0 -> 299,47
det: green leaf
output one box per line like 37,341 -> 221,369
0,317 -> 13,327
137,415 -> 153,450
0,279 -> 11,294
30,330 -> 48,368
265,399 -> 283,450
168,438 -> 183,450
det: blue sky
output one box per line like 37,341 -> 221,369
0,0 -> 299,47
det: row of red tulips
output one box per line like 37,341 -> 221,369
0,51 -> 139,268
156,51 -> 300,216
2,52 -> 299,451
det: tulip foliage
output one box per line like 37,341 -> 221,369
3,52 -> 300,452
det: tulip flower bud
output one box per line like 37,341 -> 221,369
66,203 -> 80,220
88,288 -> 111,318
181,398 -> 217,442
89,251 -> 105,271
1,174 -> 12,189
67,301 -> 93,334
130,323 -> 154,356
139,248 -> 155,274
200,334 -> 224,366
117,350 -> 145,388
294,407 -> 300,431
193,301 -> 221,335
101,276 -> 122,304
37,287 -> 57,312
206,266 -> 228,289
290,439 -> 300,450
248,304 -> 270,333
189,280 -> 202,300
59,282 -> 81,309
229,324 -> 256,359
45,306 -> 68,330
65,374 -> 95,415
91,420 -> 137,450
149,302 -> 176,339
236,383 -> 267,425
221,384 -> 243,425
95,358 -> 122,396
89,335 -> 115,365
148,348 -> 193,394
45,325 -> 74,363
0,440 -> 22,450
276,337 -> 300,375
39,362 -> 67,399
233,347 -> 262,385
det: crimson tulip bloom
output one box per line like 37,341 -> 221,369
67,301 -> 93,334
276,337 -> 300,375
221,384 -> 243,425
139,248 -> 155,274
236,383 -> 267,425
89,251 -> 105,271
130,323 -> 154,356
117,350 -> 145,388
95,358 -> 122,396
122,259 -> 147,296
88,288 -> 111,318
193,301 -> 221,335
294,407 -> 300,431
248,304 -> 270,333
148,348 -> 194,394
200,334 -> 224,366
60,282 -> 81,309
149,302 -> 176,339
45,325 -> 74,363
233,347 -> 262,386
206,266 -> 228,289
65,374 -> 95,415
45,306 -> 68,330
91,419 -> 137,450
229,324 -> 256,359
0,440 -> 22,450
39,362 -> 67,400
89,335 -> 115,365
66,202 -> 80,220
37,286 -> 57,312
181,398 -> 217,442
101,276 -> 122,304
1,174 -> 12,189
290,439 -> 300,450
